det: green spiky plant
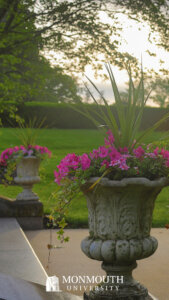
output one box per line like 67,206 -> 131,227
14,117 -> 46,147
72,63 -> 169,151
50,64 -> 169,242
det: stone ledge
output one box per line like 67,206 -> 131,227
0,196 -> 43,229
0,218 -> 47,285
0,196 -> 43,217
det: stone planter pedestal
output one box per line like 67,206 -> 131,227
11,156 -> 43,229
81,177 -> 169,300
0,157 -> 43,229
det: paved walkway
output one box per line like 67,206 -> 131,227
25,228 -> 169,300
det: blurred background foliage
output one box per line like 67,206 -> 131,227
0,0 -> 169,122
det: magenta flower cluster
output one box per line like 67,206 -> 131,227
54,131 -> 169,185
0,145 -> 51,166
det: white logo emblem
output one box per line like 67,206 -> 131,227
46,276 -> 62,292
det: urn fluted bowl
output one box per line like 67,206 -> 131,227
81,177 -> 169,300
14,156 -> 41,201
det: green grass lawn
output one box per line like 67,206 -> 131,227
0,128 -> 169,227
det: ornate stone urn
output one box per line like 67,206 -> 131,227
81,177 -> 169,300
14,156 -> 41,201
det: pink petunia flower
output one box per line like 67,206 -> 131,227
153,147 -> 159,156
104,130 -> 115,146
161,148 -> 169,159
101,160 -> 109,168
119,147 -> 129,154
133,146 -> 145,158
90,149 -> 99,159
109,147 -> 121,161
98,146 -> 109,158
80,154 -> 91,170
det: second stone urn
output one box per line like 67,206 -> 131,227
81,177 -> 169,300
14,156 -> 41,201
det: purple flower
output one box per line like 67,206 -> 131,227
27,150 -> 34,156
145,153 -> 156,159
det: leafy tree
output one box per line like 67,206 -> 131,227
0,0 -> 142,74
0,0 -> 168,110
0,0 -> 81,106
1,0 -> 168,68
149,77 -> 169,107
29,60 -> 81,103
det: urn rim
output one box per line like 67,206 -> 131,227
19,155 -> 40,160
85,177 -> 169,188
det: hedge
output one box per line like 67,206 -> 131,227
1,102 -> 169,130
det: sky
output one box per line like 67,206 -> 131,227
82,13 -> 169,106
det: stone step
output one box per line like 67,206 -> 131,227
0,218 -> 82,300
0,272 -> 82,300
